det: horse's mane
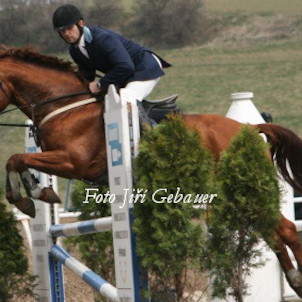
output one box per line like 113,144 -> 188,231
0,46 -> 77,73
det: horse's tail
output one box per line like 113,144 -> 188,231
256,123 -> 302,193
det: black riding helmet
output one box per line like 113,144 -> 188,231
52,4 -> 83,31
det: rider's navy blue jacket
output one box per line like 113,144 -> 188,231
69,26 -> 171,90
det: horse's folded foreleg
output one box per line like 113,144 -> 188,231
20,170 -> 61,204
6,171 -> 36,218
7,171 -> 21,201
20,170 -> 41,199
5,151 -> 74,217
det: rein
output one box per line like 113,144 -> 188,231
0,80 -> 93,147
0,123 -> 31,128
0,84 -> 91,128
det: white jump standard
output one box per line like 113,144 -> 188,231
26,84 -> 142,301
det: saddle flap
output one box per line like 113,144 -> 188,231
142,94 -> 178,114
138,94 -> 181,128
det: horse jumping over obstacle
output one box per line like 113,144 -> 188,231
1,47 -> 302,297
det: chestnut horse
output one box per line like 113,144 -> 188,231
1,47 -> 302,296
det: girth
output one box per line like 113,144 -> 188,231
38,97 -> 99,128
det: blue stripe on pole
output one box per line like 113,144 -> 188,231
49,217 -> 112,238
78,220 -> 97,235
49,224 -> 65,237
50,245 -> 70,265
82,270 -> 107,291
50,245 -> 118,300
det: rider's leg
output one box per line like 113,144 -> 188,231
119,77 -> 161,103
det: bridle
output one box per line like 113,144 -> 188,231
0,79 -> 99,145
0,79 -> 91,127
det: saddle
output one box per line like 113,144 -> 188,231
138,94 -> 180,127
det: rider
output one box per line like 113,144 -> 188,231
52,4 -> 171,102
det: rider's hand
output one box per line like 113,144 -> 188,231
89,81 -> 101,95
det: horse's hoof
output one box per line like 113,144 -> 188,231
292,286 -> 302,298
14,197 -> 36,218
287,269 -> 302,287
39,187 -> 61,204
286,269 -> 302,297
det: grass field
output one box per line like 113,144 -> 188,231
203,0 -> 302,13
2,3 -> 302,201
151,39 -> 302,133
124,0 -> 302,14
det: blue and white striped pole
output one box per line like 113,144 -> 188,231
50,245 -> 118,302
49,216 -> 112,238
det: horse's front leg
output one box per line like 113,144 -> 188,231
6,151 -> 76,217
6,170 -> 36,217
20,169 -> 61,203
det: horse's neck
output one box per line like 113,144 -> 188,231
0,57 -> 88,118
11,68 -> 86,115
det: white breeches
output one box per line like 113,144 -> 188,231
119,77 -> 161,104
